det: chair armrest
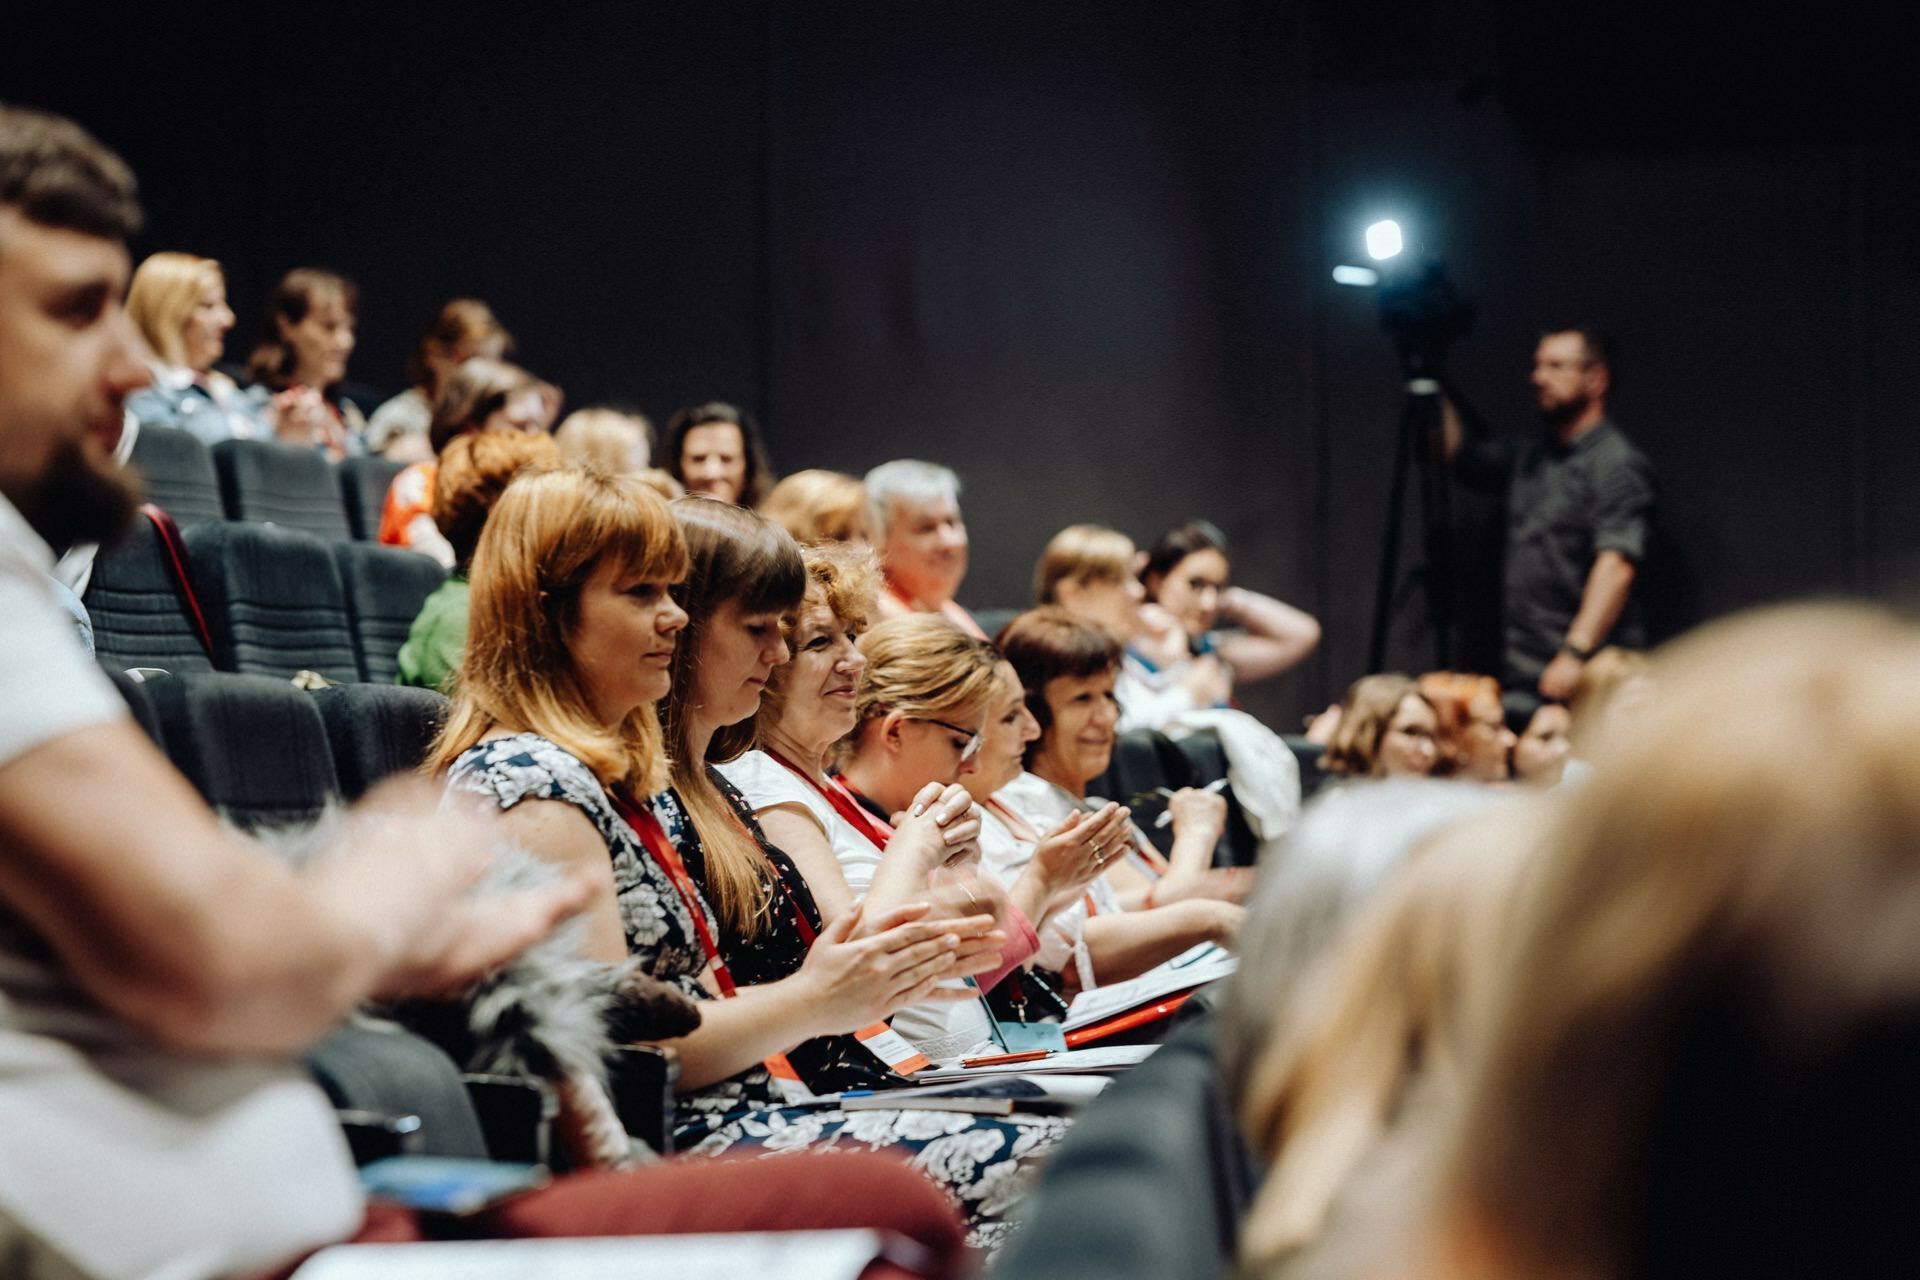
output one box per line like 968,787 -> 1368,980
335,1108 -> 422,1165
609,1045 -> 681,1155
462,1073 -> 555,1167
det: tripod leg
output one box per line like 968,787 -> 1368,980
1409,382 -> 1453,668
1367,390 -> 1422,673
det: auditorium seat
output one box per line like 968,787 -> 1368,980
311,683 -> 448,801
332,542 -> 448,683
309,1023 -> 495,1162
210,438 -> 352,541
1086,729 -> 1197,859
101,664 -> 167,748
1282,734 -> 1330,799
991,1006 -> 1253,1280
338,454 -> 406,542
83,517 -> 216,674
128,424 -> 224,526
145,670 -> 339,830
1169,730 -> 1260,868
183,521 -> 361,683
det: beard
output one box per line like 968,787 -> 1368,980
1537,390 -> 1591,428
6,434 -> 142,556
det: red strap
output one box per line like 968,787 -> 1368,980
611,792 -> 741,997
766,750 -> 898,852
984,796 -> 1041,844
139,503 -> 214,658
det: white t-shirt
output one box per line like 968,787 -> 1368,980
0,493 -> 361,1279
717,750 -> 996,1061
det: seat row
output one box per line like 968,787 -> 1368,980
85,514 -> 447,684
102,668 -> 677,1164
130,424 -> 406,542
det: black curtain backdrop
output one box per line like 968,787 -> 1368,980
8,0 -> 1917,728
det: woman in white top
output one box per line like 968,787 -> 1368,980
993,607 -> 1248,979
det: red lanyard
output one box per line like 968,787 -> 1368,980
612,791 -> 745,996
766,749 -> 898,852
984,796 -> 1039,843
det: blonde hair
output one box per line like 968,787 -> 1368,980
554,408 -> 654,475
126,252 -> 222,367
1237,797 -> 1537,1263
756,543 -> 881,732
424,466 -> 688,797
853,614 -> 1001,736
1436,604 -> 1920,1280
1034,524 -> 1136,605
660,498 -> 806,935
1323,674 -> 1429,778
634,469 -> 685,502
760,469 -> 872,546
1567,645 -> 1650,756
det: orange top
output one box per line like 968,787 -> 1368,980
378,460 -> 436,547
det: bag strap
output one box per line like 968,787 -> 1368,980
139,503 -> 214,658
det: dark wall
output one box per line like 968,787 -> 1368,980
8,1 -> 1916,727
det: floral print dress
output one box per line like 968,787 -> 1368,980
448,733 -> 1070,1245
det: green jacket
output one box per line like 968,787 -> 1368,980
395,575 -> 469,692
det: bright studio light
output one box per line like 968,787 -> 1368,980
1332,265 -> 1380,286
1365,220 -> 1404,261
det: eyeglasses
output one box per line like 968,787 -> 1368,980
912,716 -> 982,763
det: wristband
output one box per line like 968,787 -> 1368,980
1560,639 -> 1596,661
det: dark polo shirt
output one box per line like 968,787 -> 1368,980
1460,418 -> 1656,688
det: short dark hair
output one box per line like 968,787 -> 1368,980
1544,324 -> 1613,372
0,104 -> 141,240
996,606 -> 1121,755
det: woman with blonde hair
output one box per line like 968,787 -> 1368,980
553,407 -> 654,476
759,469 -> 873,546
1320,675 -> 1441,780
658,497 -> 1070,1245
1230,782 -> 1532,1277
123,252 -> 273,444
1427,604 -> 1920,1280
366,298 -> 513,461
1036,523 -> 1233,732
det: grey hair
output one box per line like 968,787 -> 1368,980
1215,778 -> 1513,1100
863,459 -> 961,544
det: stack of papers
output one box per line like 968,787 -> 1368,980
915,1044 -> 1155,1081
1062,944 -> 1238,1032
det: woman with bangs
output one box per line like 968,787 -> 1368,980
666,500 -> 1072,1246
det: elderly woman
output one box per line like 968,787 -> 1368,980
759,468 -> 873,546
123,252 -> 275,444
994,608 -> 1249,947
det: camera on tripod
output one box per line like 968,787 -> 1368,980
1335,220 -> 1477,373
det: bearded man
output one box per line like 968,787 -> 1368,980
1445,326 -> 1656,705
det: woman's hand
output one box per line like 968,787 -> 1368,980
1177,655 -> 1233,708
794,902 -> 1004,1033
890,782 -> 981,872
1167,786 -> 1228,848
1026,804 -> 1131,902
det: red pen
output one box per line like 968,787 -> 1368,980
1064,993 -> 1191,1048
960,1049 -> 1053,1069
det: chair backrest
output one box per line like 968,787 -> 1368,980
145,670 -> 340,830
1282,734 -> 1330,800
332,543 -> 449,683
210,438 -> 352,541
337,455 -> 407,542
183,521 -> 360,682
101,664 -> 167,748
1086,729 -> 1197,858
128,425 -> 224,526
1169,730 -> 1260,868
310,683 -> 450,801
308,1023 -> 491,1160
83,518 -> 216,674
